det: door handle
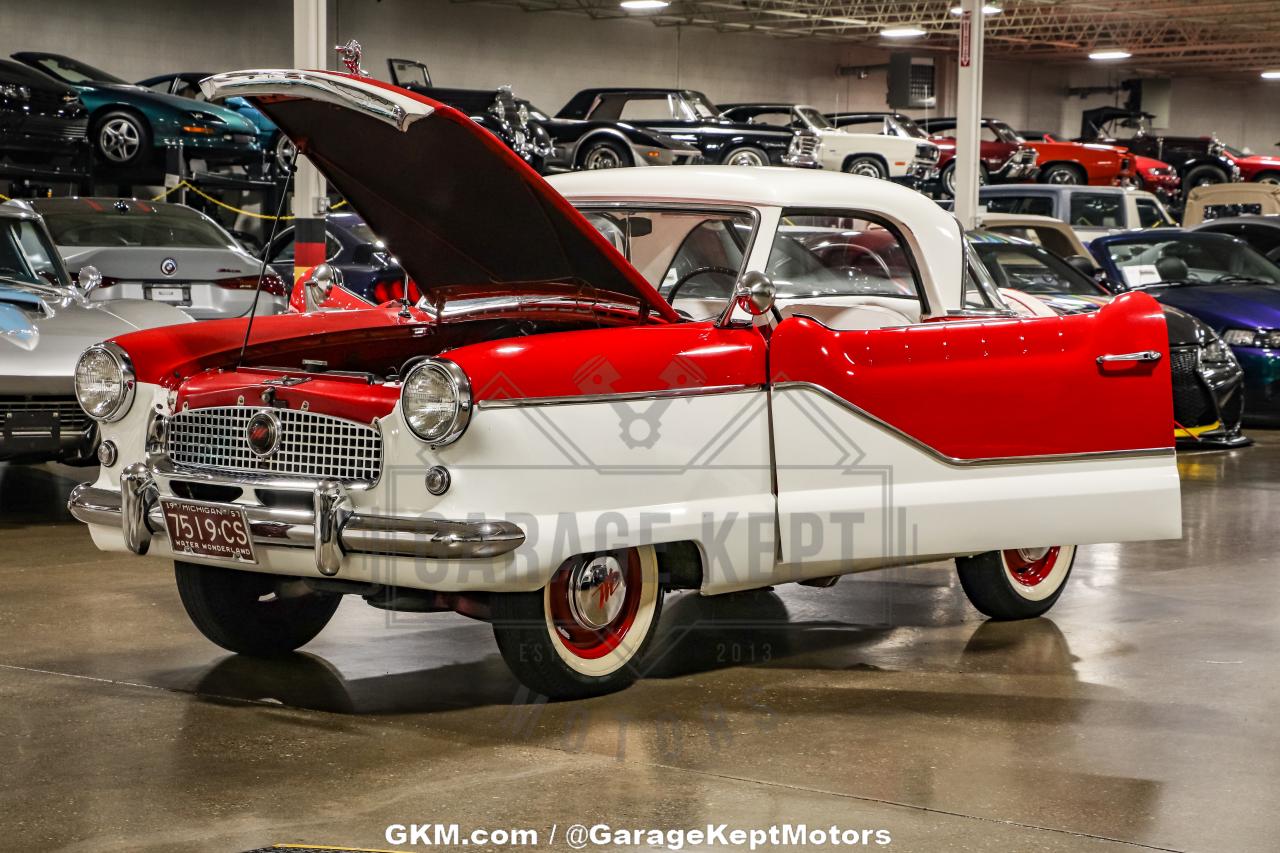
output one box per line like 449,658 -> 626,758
1096,350 -> 1162,365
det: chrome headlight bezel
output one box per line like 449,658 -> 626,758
1222,328 -> 1280,349
400,358 -> 472,447
74,342 -> 136,423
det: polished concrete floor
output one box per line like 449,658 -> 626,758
2,436 -> 1278,853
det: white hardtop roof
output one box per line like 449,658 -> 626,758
548,166 -> 967,314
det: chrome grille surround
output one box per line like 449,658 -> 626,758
166,406 -> 382,484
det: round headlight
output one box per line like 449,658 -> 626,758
74,343 -> 135,422
401,359 -> 471,446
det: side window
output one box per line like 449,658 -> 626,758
662,219 -> 747,297
619,96 -> 674,122
268,229 -> 296,264
1135,199 -> 1168,228
1069,193 -> 1123,227
983,195 -> 1055,217
980,126 -> 1001,143
771,212 -> 923,303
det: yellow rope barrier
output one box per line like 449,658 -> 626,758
152,181 -> 348,219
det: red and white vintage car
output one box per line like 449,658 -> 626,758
69,70 -> 1182,699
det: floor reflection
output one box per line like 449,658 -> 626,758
0,462 -> 90,525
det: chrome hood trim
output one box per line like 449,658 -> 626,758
201,69 -> 426,132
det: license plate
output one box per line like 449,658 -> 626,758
160,498 -> 256,564
147,286 -> 186,302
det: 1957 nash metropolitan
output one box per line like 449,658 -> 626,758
69,70 -> 1182,699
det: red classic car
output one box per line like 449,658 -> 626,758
67,70 -> 1182,699
920,117 -> 1039,191
1223,144 -> 1280,185
1022,131 -> 1178,199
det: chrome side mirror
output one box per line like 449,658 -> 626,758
77,265 -> 102,295
305,263 -> 342,309
716,271 -> 776,328
735,270 -> 776,316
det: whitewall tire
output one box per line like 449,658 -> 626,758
492,546 -> 664,698
956,546 -> 1076,620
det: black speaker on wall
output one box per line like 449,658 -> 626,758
887,54 -> 935,109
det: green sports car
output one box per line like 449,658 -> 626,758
11,52 -> 260,171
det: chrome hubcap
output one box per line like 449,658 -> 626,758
1048,169 -> 1078,184
275,134 -> 296,171
851,162 -> 883,178
567,555 -> 627,629
584,147 -> 621,169
727,150 -> 764,167
1016,547 -> 1052,562
99,118 -> 141,163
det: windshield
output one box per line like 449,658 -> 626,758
39,203 -> 237,249
974,242 -> 1105,297
26,55 -> 126,85
889,115 -> 928,139
1105,234 -> 1280,287
988,121 -> 1022,145
578,207 -> 755,303
681,92 -> 721,120
797,107 -> 834,131
0,218 -> 72,289
770,212 -> 919,300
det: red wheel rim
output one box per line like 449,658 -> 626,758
547,550 -> 642,660
1002,547 -> 1061,587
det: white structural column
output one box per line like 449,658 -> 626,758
953,0 -> 985,229
291,0 -> 328,279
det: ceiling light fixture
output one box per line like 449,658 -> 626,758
620,0 -> 669,9
1089,49 -> 1132,61
1262,70 -> 1280,80
881,26 -> 927,38
950,4 -> 1002,14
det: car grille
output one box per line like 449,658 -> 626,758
19,115 -> 87,139
792,135 -> 819,157
1170,346 -> 1215,427
0,395 -> 91,432
166,406 -> 383,484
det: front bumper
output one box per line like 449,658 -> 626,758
69,463 -> 526,575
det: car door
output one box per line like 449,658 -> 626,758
766,232 -> 1180,578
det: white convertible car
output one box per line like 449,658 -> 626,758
69,70 -> 1181,699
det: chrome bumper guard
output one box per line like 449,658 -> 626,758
68,463 -> 525,576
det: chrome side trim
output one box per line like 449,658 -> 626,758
67,483 -> 525,564
773,381 -> 1174,467
475,383 -> 763,409
200,70 -> 420,132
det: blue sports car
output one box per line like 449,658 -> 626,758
1090,230 -> 1280,423
263,211 -> 412,303
137,71 -> 293,176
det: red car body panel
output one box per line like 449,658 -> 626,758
770,292 -> 1173,460
1132,153 -> 1181,196
1228,151 -> 1280,182
449,322 -> 768,403
928,135 -> 1023,176
1022,140 -> 1131,185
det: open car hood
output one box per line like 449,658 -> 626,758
201,70 -> 677,322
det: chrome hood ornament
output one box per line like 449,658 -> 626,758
334,39 -> 369,76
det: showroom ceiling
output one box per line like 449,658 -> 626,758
458,0 -> 1280,74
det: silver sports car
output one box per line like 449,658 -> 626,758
18,197 -> 286,320
0,204 -> 191,465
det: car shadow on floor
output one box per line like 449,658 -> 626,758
0,462 -> 88,526
178,588 -> 1080,716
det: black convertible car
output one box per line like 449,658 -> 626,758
554,87 -> 816,168
386,58 -> 553,171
